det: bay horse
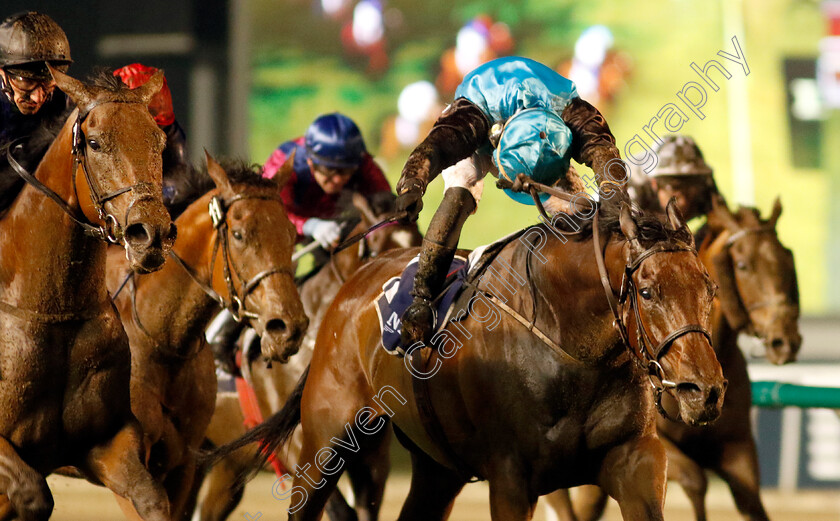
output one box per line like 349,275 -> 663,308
545,196 -> 801,521
104,152 -> 308,519
211,197 -> 727,521
0,68 -> 176,520
193,193 -> 421,521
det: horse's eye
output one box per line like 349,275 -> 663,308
88,139 -> 100,151
231,230 -> 243,241
639,288 -> 653,300
736,261 -> 748,270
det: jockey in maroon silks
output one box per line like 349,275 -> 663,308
208,112 -> 394,373
262,112 -> 393,248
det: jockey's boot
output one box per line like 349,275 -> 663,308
206,309 -> 246,375
400,186 -> 476,350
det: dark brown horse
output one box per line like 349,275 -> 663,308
104,153 -> 308,519
211,198 -> 727,521
0,68 -> 175,520
545,196 -> 801,521
193,194 -> 421,521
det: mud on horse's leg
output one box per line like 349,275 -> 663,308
0,437 -> 53,521
83,423 -> 170,521
600,436 -> 667,521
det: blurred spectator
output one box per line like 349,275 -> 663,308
436,15 -> 514,96
340,0 -> 389,75
556,25 -> 632,107
379,80 -> 443,161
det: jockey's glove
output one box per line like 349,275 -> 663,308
395,180 -> 425,223
303,218 -> 342,249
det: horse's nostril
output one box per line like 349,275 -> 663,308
770,337 -> 785,350
676,382 -> 701,394
124,223 -> 152,246
266,318 -> 288,336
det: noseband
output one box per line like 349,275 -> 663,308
8,102 -> 156,244
593,211 -> 713,421
168,193 -> 295,322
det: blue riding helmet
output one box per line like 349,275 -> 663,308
304,113 -> 367,169
493,108 -> 573,205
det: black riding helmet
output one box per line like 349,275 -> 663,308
0,11 -> 71,81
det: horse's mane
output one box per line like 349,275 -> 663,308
163,159 -> 276,219
548,192 -> 694,248
87,69 -> 133,92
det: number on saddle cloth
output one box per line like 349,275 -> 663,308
376,255 -> 468,353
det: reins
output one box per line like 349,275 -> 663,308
499,175 -> 713,422
7,102 -> 153,244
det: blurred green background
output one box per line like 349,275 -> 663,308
248,0 -> 831,314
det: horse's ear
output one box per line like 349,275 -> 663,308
665,197 -> 685,231
768,196 -> 782,228
712,249 -> 750,330
48,64 -> 93,108
273,149 -> 295,190
134,70 -> 165,106
352,192 -> 378,224
708,193 -> 739,234
204,150 -> 234,196
619,203 -> 642,255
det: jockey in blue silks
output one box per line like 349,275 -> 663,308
394,56 -> 625,350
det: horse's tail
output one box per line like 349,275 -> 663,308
201,363 -> 309,484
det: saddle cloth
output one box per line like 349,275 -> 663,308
375,255 -> 468,353
375,228 -> 528,354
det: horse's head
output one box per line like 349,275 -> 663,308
618,200 -> 726,426
205,152 -> 308,363
51,66 -> 175,273
707,196 -> 801,364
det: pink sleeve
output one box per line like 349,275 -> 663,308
358,156 -> 393,195
263,147 -> 289,179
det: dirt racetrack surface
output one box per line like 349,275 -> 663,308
46,473 -> 840,520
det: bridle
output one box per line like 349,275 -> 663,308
167,193 -> 295,323
7,102 -> 158,243
593,210 -> 713,421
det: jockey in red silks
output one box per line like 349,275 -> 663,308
113,63 -> 190,204
262,112 -> 393,249
207,112 -> 394,373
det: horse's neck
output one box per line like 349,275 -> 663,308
0,119 -> 109,310
137,192 -> 221,343
510,232 -> 626,361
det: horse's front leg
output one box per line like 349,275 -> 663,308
487,458 -> 539,521
82,421 -> 170,521
0,437 -> 52,521
599,435 -> 667,521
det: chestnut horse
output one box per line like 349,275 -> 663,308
104,153 -> 308,519
211,198 -> 727,521
0,69 -> 175,520
545,197 -> 801,521
193,194 -> 421,521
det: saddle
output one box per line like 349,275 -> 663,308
375,229 -> 526,354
